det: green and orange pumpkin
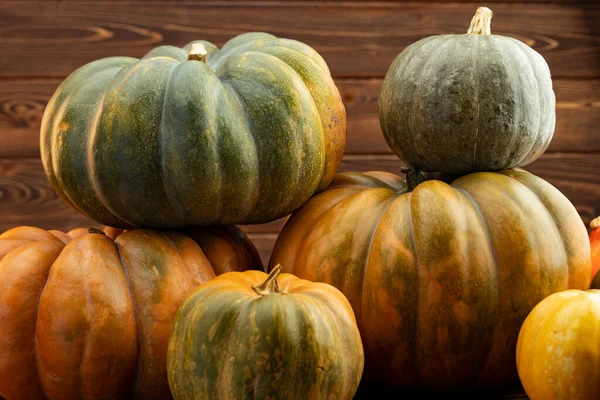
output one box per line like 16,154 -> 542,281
269,168 -> 591,389
40,33 -> 346,229
0,225 -> 262,400
167,265 -> 364,400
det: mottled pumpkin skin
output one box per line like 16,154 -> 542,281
379,34 -> 555,175
167,270 -> 364,399
517,289 -> 600,400
269,169 -> 591,389
40,32 -> 346,229
0,225 -> 262,400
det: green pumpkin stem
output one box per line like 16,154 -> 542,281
401,166 -> 425,192
467,6 -> 493,35
88,227 -> 106,235
253,265 -> 287,295
591,217 -> 600,230
187,43 -> 208,63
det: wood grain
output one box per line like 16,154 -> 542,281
0,2 -> 598,79
2,78 -> 599,157
1,152 -> 597,237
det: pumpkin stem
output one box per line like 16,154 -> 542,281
467,6 -> 493,35
187,43 -> 208,63
253,264 -> 287,295
591,217 -> 600,230
401,166 -> 425,192
88,227 -> 106,235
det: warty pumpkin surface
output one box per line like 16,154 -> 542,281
40,32 -> 346,229
379,7 -> 555,175
0,225 -> 262,400
167,265 -> 364,400
269,168 -> 591,389
517,289 -> 600,400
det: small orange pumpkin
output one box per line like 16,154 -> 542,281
517,289 -> 600,400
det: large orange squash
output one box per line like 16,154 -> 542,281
269,168 -> 591,389
0,225 -> 262,400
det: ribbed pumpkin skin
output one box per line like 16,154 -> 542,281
167,270 -> 364,400
0,225 -> 262,400
380,33 -> 555,175
269,169 -> 591,389
517,289 -> 600,400
40,32 -> 346,229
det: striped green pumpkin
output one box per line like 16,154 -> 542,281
167,266 -> 364,400
40,33 -> 346,228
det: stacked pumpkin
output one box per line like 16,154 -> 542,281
270,6 -> 593,395
0,6 -> 595,400
0,33 -> 364,400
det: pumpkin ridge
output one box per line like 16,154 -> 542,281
501,174 -> 571,287
454,186 -> 499,384
380,35 -> 440,166
221,50 -> 325,222
210,33 -> 278,70
111,236 -> 143,398
158,63 -> 186,225
252,45 -> 331,189
405,191 -> 422,385
85,89 -> 136,228
0,240 -> 63,400
408,35 -> 456,169
49,92 -> 103,222
511,39 -> 550,167
359,192 -> 399,324
509,39 -> 543,168
218,78 -> 261,221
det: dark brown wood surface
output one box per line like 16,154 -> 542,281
1,1 -> 599,398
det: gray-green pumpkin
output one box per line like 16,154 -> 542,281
379,7 -> 555,175
40,33 -> 346,229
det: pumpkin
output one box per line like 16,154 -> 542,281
0,225 -> 262,400
167,265 -> 364,400
379,7 -> 555,175
40,32 -> 346,229
516,289 -> 600,400
591,217 -> 600,286
269,167 -> 591,389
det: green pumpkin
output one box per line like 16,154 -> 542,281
379,7 -> 555,175
40,33 -> 346,229
167,266 -> 364,400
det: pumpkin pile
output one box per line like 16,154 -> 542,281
0,5 -> 595,400
271,5 -> 592,393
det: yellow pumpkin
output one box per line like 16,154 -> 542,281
516,289 -> 600,400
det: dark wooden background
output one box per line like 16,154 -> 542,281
0,1 -> 598,397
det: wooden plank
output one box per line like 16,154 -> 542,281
0,2 -> 598,79
2,78 -> 599,157
0,153 -> 597,237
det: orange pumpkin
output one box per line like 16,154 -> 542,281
0,225 -> 262,400
517,289 -> 600,400
270,168 -> 591,389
